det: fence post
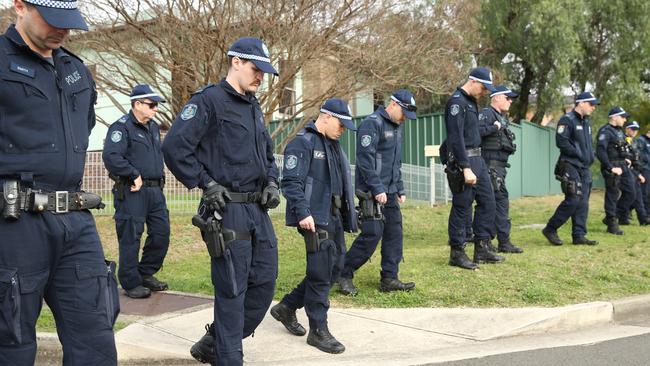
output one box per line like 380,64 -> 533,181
424,145 -> 440,207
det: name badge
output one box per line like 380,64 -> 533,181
313,150 -> 325,159
576,125 -> 583,130
384,130 -> 394,138
10,62 -> 35,78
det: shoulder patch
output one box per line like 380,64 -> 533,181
285,155 -> 298,170
450,104 -> 460,116
110,130 -> 122,143
361,135 -> 372,147
598,134 -> 606,141
180,104 -> 198,120
557,125 -> 566,134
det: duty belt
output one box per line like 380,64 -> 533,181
466,148 -> 482,157
487,160 -> 510,168
142,179 -> 164,187
228,191 -> 262,203
3,190 -> 105,213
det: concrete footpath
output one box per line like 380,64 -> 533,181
36,293 -> 650,365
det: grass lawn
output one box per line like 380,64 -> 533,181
36,190 -> 650,331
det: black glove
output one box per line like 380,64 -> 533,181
203,181 -> 231,213
261,181 -> 280,209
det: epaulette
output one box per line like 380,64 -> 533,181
60,46 -> 85,63
116,115 -> 128,124
192,83 -> 216,95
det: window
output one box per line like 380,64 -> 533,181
278,60 -> 296,116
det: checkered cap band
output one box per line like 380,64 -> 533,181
469,75 -> 492,84
576,97 -> 597,103
320,108 -> 352,120
25,0 -> 78,9
130,93 -> 160,100
227,51 -> 270,64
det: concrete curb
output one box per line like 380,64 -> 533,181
612,294 -> 650,322
33,294 -> 650,365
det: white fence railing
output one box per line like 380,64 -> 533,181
83,152 -> 450,216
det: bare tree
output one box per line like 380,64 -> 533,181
67,0 -> 477,146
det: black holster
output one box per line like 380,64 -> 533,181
489,168 -> 504,192
555,160 -> 582,197
444,163 -> 465,194
602,170 -> 621,189
192,213 -> 226,258
303,229 -> 329,253
109,174 -> 129,201
355,190 -> 383,221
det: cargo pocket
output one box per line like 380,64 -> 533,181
0,266 -> 21,344
105,260 -> 120,326
250,237 -> 278,285
212,241 -> 251,298
74,263 -> 109,311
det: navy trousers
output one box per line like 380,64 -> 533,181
209,202 -> 277,366
282,215 -> 345,329
113,186 -> 170,290
448,156 -> 496,247
0,211 -> 118,366
342,193 -> 402,280
612,167 -> 636,220
491,166 -> 511,243
548,165 -> 591,237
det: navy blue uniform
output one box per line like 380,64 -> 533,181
546,110 -> 595,237
162,79 -> 278,365
0,26 -> 118,365
444,88 -> 496,247
102,111 -> 170,291
479,106 -> 516,244
281,122 -> 357,329
596,124 -> 634,220
636,135 -> 650,211
622,137 -> 648,223
342,107 -> 405,280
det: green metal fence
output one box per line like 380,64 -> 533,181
269,114 -> 574,200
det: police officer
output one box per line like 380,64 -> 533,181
619,121 -> 650,225
270,99 -> 358,354
102,85 -> 170,299
635,127 -> 650,212
444,67 -> 503,270
542,92 -> 599,245
596,106 -> 632,235
162,37 -> 280,366
0,1 -> 119,365
337,90 -> 416,296
478,85 -> 523,254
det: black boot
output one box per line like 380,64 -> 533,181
142,275 -> 169,291
639,217 -> 650,226
604,217 -> 624,235
618,216 -> 631,225
542,226 -> 563,245
338,277 -> 358,296
307,326 -> 345,354
124,285 -> 151,299
473,239 -> 505,264
190,323 -> 217,365
448,246 -> 478,270
379,277 -> 415,292
572,236 -> 598,245
498,240 -> 524,253
270,302 -> 306,336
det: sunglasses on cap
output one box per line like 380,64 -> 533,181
138,100 -> 159,109
395,99 -> 417,112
